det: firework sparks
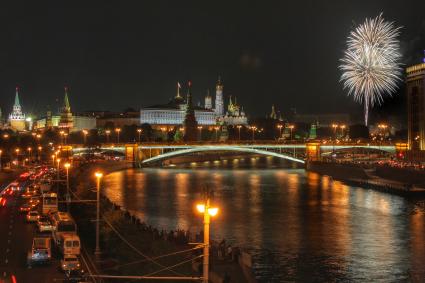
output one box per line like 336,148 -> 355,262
340,14 -> 402,126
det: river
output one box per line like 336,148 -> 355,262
102,158 -> 425,282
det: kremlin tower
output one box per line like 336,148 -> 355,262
9,87 -> 26,132
59,86 -> 74,130
215,77 -> 224,116
183,81 -> 198,141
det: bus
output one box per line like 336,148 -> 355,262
42,193 -> 58,215
51,212 -> 77,245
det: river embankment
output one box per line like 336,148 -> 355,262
306,161 -> 425,197
69,161 -> 256,283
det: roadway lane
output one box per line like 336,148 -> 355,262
0,175 -> 91,283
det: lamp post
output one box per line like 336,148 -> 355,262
60,131 -> 65,145
82,130 -> 88,145
15,148 -> 20,166
64,133 -> 68,145
250,126 -> 257,141
115,128 -> 121,144
196,198 -> 219,283
0,150 -> 2,171
340,125 -> 346,139
288,125 -> 295,141
51,154 -> 56,167
27,147 -> 32,162
277,124 -> 283,140
214,126 -> 219,142
137,129 -> 142,143
56,158 -> 61,192
105,130 -> 111,143
197,126 -> 203,141
237,125 -> 242,141
38,146 -> 42,162
94,172 -> 103,260
64,163 -> 71,212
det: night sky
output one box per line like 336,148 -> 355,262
0,0 -> 424,123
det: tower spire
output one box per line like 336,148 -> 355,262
64,86 -> 70,110
183,81 -> 198,141
176,82 -> 181,98
14,86 -> 20,107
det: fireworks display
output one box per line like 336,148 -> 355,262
340,14 -> 402,126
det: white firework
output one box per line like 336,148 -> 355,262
340,14 -> 402,126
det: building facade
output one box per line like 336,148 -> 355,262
140,77 -> 248,127
406,62 -> 425,151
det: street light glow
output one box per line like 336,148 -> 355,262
196,204 -> 219,216
95,172 -> 103,178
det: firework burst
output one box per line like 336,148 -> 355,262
340,14 -> 402,126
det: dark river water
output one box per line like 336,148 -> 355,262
102,159 -> 425,282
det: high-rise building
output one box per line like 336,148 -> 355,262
215,77 -> 224,116
59,87 -> 74,130
183,82 -> 198,141
406,61 -> 425,150
9,87 -> 26,131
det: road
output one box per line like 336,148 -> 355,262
0,176 -> 96,283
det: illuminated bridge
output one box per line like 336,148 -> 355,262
71,142 -> 402,166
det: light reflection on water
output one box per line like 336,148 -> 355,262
102,161 -> 425,282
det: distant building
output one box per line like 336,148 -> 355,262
8,87 -> 26,132
293,113 -> 350,128
34,89 -> 96,132
95,111 -> 140,128
140,77 -> 248,128
406,61 -> 425,151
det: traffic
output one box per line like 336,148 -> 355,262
0,166 -> 91,283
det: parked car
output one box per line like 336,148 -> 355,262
27,210 -> 40,222
61,254 -> 81,272
37,216 -> 53,232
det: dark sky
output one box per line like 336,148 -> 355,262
0,0 -> 424,122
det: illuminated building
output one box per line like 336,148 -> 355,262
218,96 -> 248,125
140,77 -> 248,127
8,87 -> 26,132
59,87 -> 74,130
406,60 -> 425,151
34,88 -> 96,132
140,83 -> 216,127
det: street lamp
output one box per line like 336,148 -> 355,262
0,150 -> 2,171
64,163 -> 71,212
340,125 -> 346,138
15,148 -> 20,166
250,126 -> 257,141
64,133 -> 68,145
197,126 -> 203,141
214,126 -> 220,141
115,128 -> 121,143
288,125 -> 295,141
38,146 -> 42,162
51,154 -> 56,166
60,130 -> 65,144
105,130 -> 111,143
27,147 -> 32,161
237,125 -> 242,140
277,124 -> 283,140
94,171 -> 103,260
196,198 -> 219,283
137,129 -> 142,143
82,130 -> 88,145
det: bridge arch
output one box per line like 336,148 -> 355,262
141,146 -> 305,164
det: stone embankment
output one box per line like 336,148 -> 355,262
306,161 -> 425,197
